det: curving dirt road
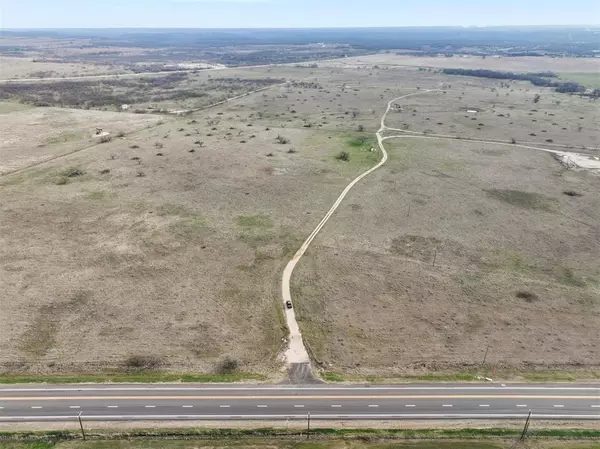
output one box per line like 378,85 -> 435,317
280,90 -> 438,367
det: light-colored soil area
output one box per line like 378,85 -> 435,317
334,54 -> 600,74
293,136 -> 600,376
0,56 -> 126,79
0,106 -> 161,173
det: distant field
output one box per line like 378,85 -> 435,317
333,54 -> 600,73
559,72 -> 600,89
0,56 -> 127,79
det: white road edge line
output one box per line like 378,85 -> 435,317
331,405 -> 342,408
2,413 -> 600,421
145,405 -> 156,408
257,405 -> 268,408
69,406 -> 80,409
516,405 -> 528,407
442,405 -> 453,407
220,405 -> 230,408
479,405 -> 490,407
182,405 -> 193,408
31,406 -> 42,409
107,406 -> 118,408
368,405 -> 379,408
405,405 -> 416,408
554,405 -> 564,408
294,405 -> 305,408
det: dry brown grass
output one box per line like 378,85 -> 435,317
0,61 -> 598,377
293,136 -> 600,377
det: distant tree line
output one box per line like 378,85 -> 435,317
441,68 -> 586,93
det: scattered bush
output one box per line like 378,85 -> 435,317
276,135 -> 290,144
62,168 -> 85,178
510,138 -> 517,144
156,152 -> 163,156
287,148 -> 297,154
129,144 -> 139,149
124,355 -> 159,370
563,190 -> 582,197
516,290 -> 539,302
336,151 -> 350,161
99,135 -> 112,143
99,169 -> 110,174
154,142 -> 164,149
546,139 -> 554,143
136,171 -> 145,177
131,156 -> 141,161
55,177 -> 68,185
188,148 -> 196,153
216,356 -> 239,374
115,131 -> 125,138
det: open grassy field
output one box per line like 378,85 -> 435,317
0,105 -> 162,173
0,57 -> 598,377
293,134 -> 600,377
334,54 -> 600,74
0,56 -> 128,80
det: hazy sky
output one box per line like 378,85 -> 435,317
1,0 -> 598,28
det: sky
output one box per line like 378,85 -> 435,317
1,0 -> 598,29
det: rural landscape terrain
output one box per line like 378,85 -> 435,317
0,27 -> 599,382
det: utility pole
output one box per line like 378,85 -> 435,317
78,412 -> 86,441
307,412 -> 311,439
520,410 -> 532,440
482,343 -> 491,366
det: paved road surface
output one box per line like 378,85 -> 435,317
1,384 -> 599,422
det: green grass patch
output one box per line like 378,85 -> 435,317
235,214 -> 274,229
557,267 -> 587,287
485,189 -> 557,212
321,371 -> 346,382
0,372 -> 266,384
559,72 -> 600,89
2,427 -> 600,449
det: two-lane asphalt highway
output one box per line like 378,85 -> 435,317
1,384 -> 599,422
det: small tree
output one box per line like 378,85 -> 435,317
357,124 -> 365,132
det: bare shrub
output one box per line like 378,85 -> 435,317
123,355 -> 160,370
276,135 -> 290,144
515,290 -> 538,302
154,142 -> 164,149
99,135 -> 112,143
216,356 -> 239,374
129,144 -> 139,149
115,131 -> 125,138
99,169 -> 110,174
336,151 -> 350,161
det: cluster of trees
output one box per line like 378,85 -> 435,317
441,68 -> 586,93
